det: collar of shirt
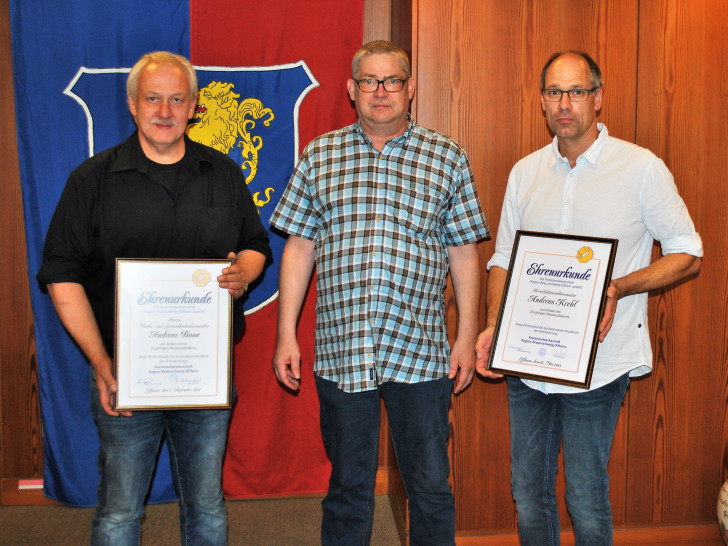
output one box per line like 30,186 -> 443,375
108,132 -> 212,176
549,122 -> 610,170
353,114 -> 416,150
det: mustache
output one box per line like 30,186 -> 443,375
150,118 -> 180,127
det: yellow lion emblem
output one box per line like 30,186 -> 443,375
186,81 -> 275,208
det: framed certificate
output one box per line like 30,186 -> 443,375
114,259 -> 233,410
487,231 -> 618,388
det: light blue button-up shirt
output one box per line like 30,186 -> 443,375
271,119 -> 489,392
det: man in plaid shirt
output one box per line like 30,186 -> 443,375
270,40 -> 489,545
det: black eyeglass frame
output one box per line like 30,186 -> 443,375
541,87 -> 600,102
354,78 -> 408,93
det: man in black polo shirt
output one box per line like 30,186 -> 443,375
37,51 -> 271,545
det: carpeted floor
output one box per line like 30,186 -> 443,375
0,495 -> 400,545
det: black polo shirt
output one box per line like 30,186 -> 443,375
38,131 -> 272,352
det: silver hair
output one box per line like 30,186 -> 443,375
127,51 -> 198,100
351,40 -> 411,79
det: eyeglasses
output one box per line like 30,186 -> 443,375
355,78 -> 408,93
542,87 -> 599,102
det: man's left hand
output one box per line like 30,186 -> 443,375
218,251 -> 249,300
598,282 -> 621,342
448,338 -> 476,394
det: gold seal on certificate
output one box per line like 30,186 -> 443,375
487,231 -> 618,388
114,259 -> 233,410
576,246 -> 594,263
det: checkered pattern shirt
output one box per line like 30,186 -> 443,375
270,119 -> 489,392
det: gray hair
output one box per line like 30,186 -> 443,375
351,40 -> 411,79
127,51 -> 198,100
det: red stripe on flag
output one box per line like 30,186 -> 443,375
190,0 -> 363,498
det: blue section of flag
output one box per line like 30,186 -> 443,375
193,65 -> 317,310
10,0 -> 189,506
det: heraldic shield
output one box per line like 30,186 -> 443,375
65,62 -> 319,312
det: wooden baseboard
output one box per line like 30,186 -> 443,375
455,523 -> 724,545
1,478 -> 57,506
374,466 -> 389,496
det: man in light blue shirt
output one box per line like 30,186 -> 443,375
476,51 -> 702,545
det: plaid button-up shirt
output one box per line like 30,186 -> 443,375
270,119 -> 489,392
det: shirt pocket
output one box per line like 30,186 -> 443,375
389,174 -> 446,238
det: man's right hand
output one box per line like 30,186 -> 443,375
475,326 -> 502,379
48,282 -> 132,417
92,355 -> 132,417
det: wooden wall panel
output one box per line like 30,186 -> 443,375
364,0 -> 391,43
0,0 -> 44,482
413,0 -> 726,537
627,0 -> 728,524
413,0 -> 640,533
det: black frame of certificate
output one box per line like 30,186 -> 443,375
113,258 -> 233,410
487,231 -> 618,388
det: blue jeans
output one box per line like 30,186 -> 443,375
507,375 -> 630,546
316,375 -> 455,546
90,375 -> 230,545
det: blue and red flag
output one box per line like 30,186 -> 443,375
10,0 -> 362,506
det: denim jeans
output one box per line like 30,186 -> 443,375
315,375 -> 455,546
507,374 -> 630,546
90,374 -> 230,545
